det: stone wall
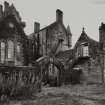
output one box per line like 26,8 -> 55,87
74,57 -> 102,84
0,65 -> 41,97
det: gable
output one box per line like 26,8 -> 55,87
74,31 -> 99,59
46,22 -> 67,43
3,3 -> 22,24
74,33 -> 89,49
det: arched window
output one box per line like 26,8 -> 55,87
0,42 -> 5,63
8,40 -> 14,60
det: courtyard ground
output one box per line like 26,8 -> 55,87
1,84 -> 105,105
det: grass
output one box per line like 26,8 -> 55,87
1,84 -> 105,105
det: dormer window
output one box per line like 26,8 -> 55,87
83,44 -> 89,56
76,42 -> 89,58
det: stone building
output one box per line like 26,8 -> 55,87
29,9 -> 72,58
0,1 -> 28,66
1,1 -> 105,85
59,25 -> 105,84
0,2 -> 41,96
28,9 -> 105,85
55,25 -> 105,84
70,28 -> 101,84
28,9 -> 72,85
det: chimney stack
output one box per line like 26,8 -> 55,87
0,5 -> 3,18
56,9 -> 63,23
99,22 -> 105,44
34,22 -> 40,33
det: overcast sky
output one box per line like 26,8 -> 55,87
0,0 -> 105,46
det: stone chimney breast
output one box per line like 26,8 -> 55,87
34,22 -> 40,33
56,9 -> 63,23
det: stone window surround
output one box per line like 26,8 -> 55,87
0,39 -> 22,64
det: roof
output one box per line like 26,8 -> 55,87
28,22 -> 57,40
39,22 -> 57,32
29,21 -> 68,39
73,29 -> 100,60
74,29 -> 99,49
0,2 -> 25,28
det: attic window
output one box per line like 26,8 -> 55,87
76,42 -> 89,58
83,45 -> 89,56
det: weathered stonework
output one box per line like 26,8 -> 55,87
68,28 -> 103,84
29,9 -> 72,58
0,2 -> 42,97
0,2 -> 28,66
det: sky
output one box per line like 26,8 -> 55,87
0,0 -> 105,46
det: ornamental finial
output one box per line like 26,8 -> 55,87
82,27 -> 85,33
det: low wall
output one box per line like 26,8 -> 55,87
0,65 -> 41,98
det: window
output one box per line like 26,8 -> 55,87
76,43 -> 89,58
1,42 -> 5,63
83,45 -> 89,56
8,40 -> 14,60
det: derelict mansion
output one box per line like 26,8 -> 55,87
0,1 -> 72,66
1,1 -> 105,84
